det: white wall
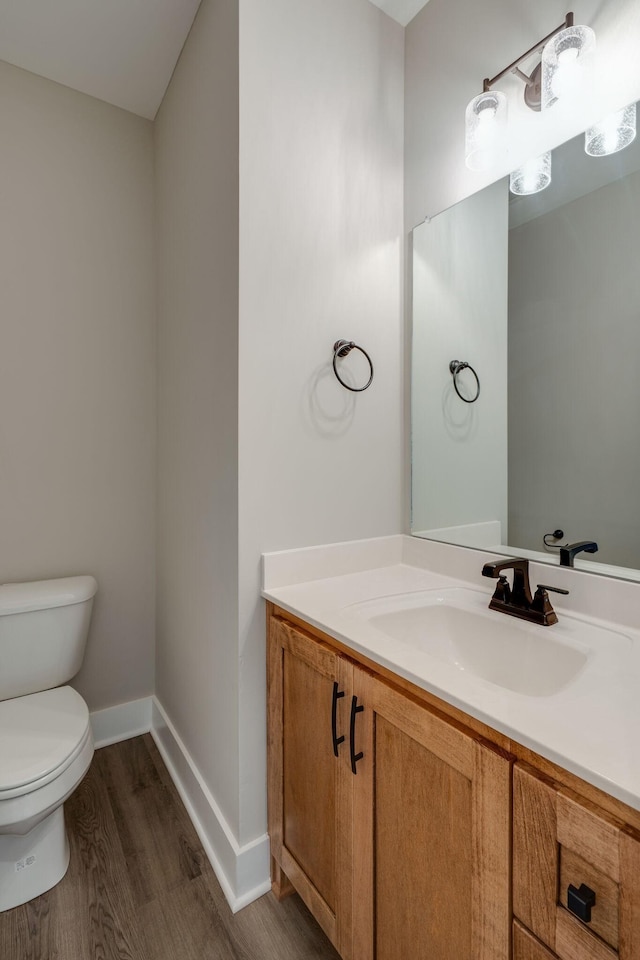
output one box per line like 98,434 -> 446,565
154,0 -> 404,880
155,0 -> 241,836
237,0 -> 404,844
405,0 -> 640,226
411,179 -> 508,538
0,61 -> 156,712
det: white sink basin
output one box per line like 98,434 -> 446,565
345,587 -> 615,697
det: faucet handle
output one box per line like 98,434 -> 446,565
536,584 -> 570,596
493,575 -> 511,603
531,583 -> 569,626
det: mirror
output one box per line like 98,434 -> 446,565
411,105 -> 640,581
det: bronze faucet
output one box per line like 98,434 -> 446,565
482,558 -> 569,626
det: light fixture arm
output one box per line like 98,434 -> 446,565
482,12 -> 574,94
512,65 -> 537,87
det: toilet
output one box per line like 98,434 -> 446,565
0,575 -> 97,912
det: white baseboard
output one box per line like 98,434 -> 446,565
90,696 -> 153,748
150,697 -> 271,912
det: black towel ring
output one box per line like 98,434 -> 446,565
333,340 -> 374,392
449,360 -> 480,403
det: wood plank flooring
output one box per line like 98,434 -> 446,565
0,734 -> 341,960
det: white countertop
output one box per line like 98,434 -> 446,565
262,534 -> 640,813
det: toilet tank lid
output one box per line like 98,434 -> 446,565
0,575 -> 97,616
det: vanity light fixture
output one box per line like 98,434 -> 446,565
465,12 -> 596,173
585,102 -> 637,156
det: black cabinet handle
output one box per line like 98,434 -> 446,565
567,883 -> 596,923
349,695 -> 364,774
331,681 -> 345,757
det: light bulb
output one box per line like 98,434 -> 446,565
542,25 -> 596,110
552,47 -> 580,99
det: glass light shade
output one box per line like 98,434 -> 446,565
585,103 -> 637,156
541,25 -> 596,110
464,91 -> 508,171
510,152 -> 552,195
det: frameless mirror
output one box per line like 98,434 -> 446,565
411,104 -> 640,581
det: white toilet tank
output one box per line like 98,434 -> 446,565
0,576 -> 97,702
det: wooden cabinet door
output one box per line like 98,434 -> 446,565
513,763 -> 640,960
268,616 -> 356,958
353,670 -> 511,960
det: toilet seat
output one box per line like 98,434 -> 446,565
0,686 -> 90,800
0,694 -> 94,909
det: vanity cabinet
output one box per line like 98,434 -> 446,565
267,610 -> 512,960
513,763 -> 640,960
268,606 -> 640,960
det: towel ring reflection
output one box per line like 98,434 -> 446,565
333,340 -> 374,392
449,360 -> 480,403
543,529 -> 565,548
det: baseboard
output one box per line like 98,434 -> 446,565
90,696 -> 153,748
150,697 -> 271,912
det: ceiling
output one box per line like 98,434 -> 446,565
367,0 -> 430,26
0,0 -> 202,120
0,0 -> 430,121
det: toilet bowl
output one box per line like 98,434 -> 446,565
0,576 -> 97,912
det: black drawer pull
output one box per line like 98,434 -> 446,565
567,883 -> 596,923
331,682 -> 345,757
349,695 -> 364,774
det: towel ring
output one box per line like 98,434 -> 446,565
333,340 -> 374,392
449,360 -> 480,403
543,529 -> 565,548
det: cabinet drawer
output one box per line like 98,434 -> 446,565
513,763 -> 640,960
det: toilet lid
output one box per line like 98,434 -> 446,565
0,686 -> 91,794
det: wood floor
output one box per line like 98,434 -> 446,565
0,734 -> 341,960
